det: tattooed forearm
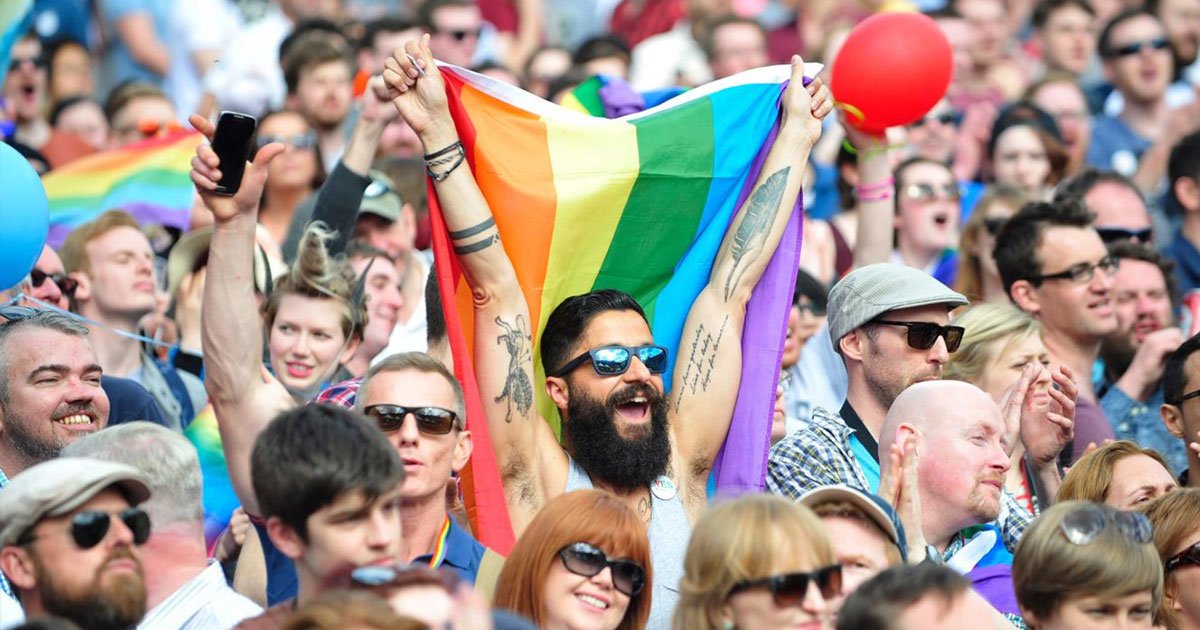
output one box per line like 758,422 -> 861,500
674,315 -> 730,413
449,217 -> 496,240
723,166 -> 791,301
494,315 -> 534,422
454,234 -> 499,255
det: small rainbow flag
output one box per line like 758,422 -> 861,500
184,404 -> 242,553
40,131 -> 201,247
431,65 -> 814,552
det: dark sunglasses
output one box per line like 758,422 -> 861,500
902,183 -> 961,203
29,269 -> 79,296
1109,37 -> 1170,58
1059,503 -> 1153,546
558,542 -> 646,597
796,301 -> 827,317
1170,387 -> 1200,406
983,217 -> 1007,236
436,27 -> 481,41
1096,227 -> 1153,244
871,320 -> 965,352
19,507 -> 151,549
7,55 -> 45,72
909,111 -> 959,128
256,133 -> 317,151
729,564 -> 843,605
1165,542 -> 1200,573
1031,254 -> 1119,284
364,404 -> 460,435
551,344 -> 668,378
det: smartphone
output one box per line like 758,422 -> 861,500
210,111 -> 257,196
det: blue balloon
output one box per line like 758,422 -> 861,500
0,141 -> 49,291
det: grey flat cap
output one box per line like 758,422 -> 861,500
828,263 -> 968,347
0,458 -> 150,548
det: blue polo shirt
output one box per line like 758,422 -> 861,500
258,514 -> 488,606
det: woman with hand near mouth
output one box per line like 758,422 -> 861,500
493,489 -> 651,630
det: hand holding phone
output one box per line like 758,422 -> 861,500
209,111 -> 257,196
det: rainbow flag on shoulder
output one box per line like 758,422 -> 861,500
41,131 -> 201,247
431,64 -> 815,552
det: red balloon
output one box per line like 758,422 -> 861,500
829,12 -> 953,134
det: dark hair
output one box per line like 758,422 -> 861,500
894,156 -> 954,205
417,0 -> 476,30
987,101 -> 1065,160
283,34 -> 353,95
1168,131 -> 1200,211
1031,0 -> 1094,29
280,18 -> 349,66
993,199 -> 1095,294
48,95 -> 99,127
1053,168 -> 1143,207
250,404 -> 404,540
546,67 -> 589,104
572,34 -> 632,68
540,289 -> 647,377
794,268 -> 829,308
345,240 -> 394,263
1163,333 -> 1200,404
836,564 -> 971,630
425,265 -> 447,347
700,15 -> 766,60
42,36 -> 88,89
1106,240 -> 1179,311
359,16 -> 417,52
1098,8 -> 1160,57
926,6 -> 964,20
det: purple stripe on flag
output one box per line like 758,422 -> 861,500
46,202 -> 191,248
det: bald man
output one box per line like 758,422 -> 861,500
878,380 -> 1026,623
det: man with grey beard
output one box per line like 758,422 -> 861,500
0,458 -> 151,630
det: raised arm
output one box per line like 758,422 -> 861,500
669,57 -> 832,485
189,114 -> 291,516
383,37 -> 564,533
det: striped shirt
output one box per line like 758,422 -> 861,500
137,562 -> 261,630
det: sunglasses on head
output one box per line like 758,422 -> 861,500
1096,226 -> 1153,244
350,563 -> 461,590
1058,503 -> 1153,546
871,320 -> 965,352
256,133 -> 318,151
7,55 -> 45,72
436,27 -> 481,41
909,111 -> 958,128
364,404 -> 460,435
558,542 -> 646,597
1165,542 -> 1200,573
551,344 -> 668,378
902,183 -> 961,203
1109,37 -> 1170,58
29,268 -> 79,296
19,507 -> 151,549
983,216 -> 1008,236
729,565 -> 843,605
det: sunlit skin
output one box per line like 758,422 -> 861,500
1025,591 -> 1155,630
991,125 -> 1051,198
109,96 -> 177,148
266,294 -> 357,392
821,515 -> 893,606
541,547 -> 634,630
1103,454 -> 1177,509
1104,15 -> 1173,106
54,99 -> 109,150
719,548 -> 834,630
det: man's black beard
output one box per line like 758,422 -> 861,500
563,383 -> 671,494
35,548 -> 146,630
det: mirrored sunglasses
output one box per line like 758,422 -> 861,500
551,344 -> 668,378
1058,503 -> 1153,546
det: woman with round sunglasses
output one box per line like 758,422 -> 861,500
954,184 -> 1027,305
1013,501 -> 1162,629
1141,487 -> 1200,629
675,494 -> 839,630
255,110 -> 326,250
494,489 -> 651,630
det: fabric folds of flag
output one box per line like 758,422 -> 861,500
184,404 -> 241,553
430,64 -> 815,553
40,131 -> 202,247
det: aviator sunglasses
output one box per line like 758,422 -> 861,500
19,507 -> 151,549
364,404 -> 460,435
551,344 -> 668,378
871,320 -> 965,352
558,542 -> 647,597
729,564 -> 844,605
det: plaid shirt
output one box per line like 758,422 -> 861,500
766,406 -> 1035,554
314,377 -> 362,409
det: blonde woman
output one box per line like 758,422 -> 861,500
954,185 -> 1027,304
1057,441 -> 1178,509
1141,488 -> 1200,630
1013,501 -> 1162,629
674,494 -> 839,630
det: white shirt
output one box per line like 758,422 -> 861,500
628,22 -> 712,92
0,591 -> 24,630
137,562 -> 261,630
202,6 -> 292,117
373,251 -> 433,364
166,0 -> 242,118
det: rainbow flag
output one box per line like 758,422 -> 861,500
432,64 -> 815,552
40,131 -> 201,247
184,404 -> 242,553
560,75 -> 687,119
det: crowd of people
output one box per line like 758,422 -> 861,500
3,0 -> 1200,628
